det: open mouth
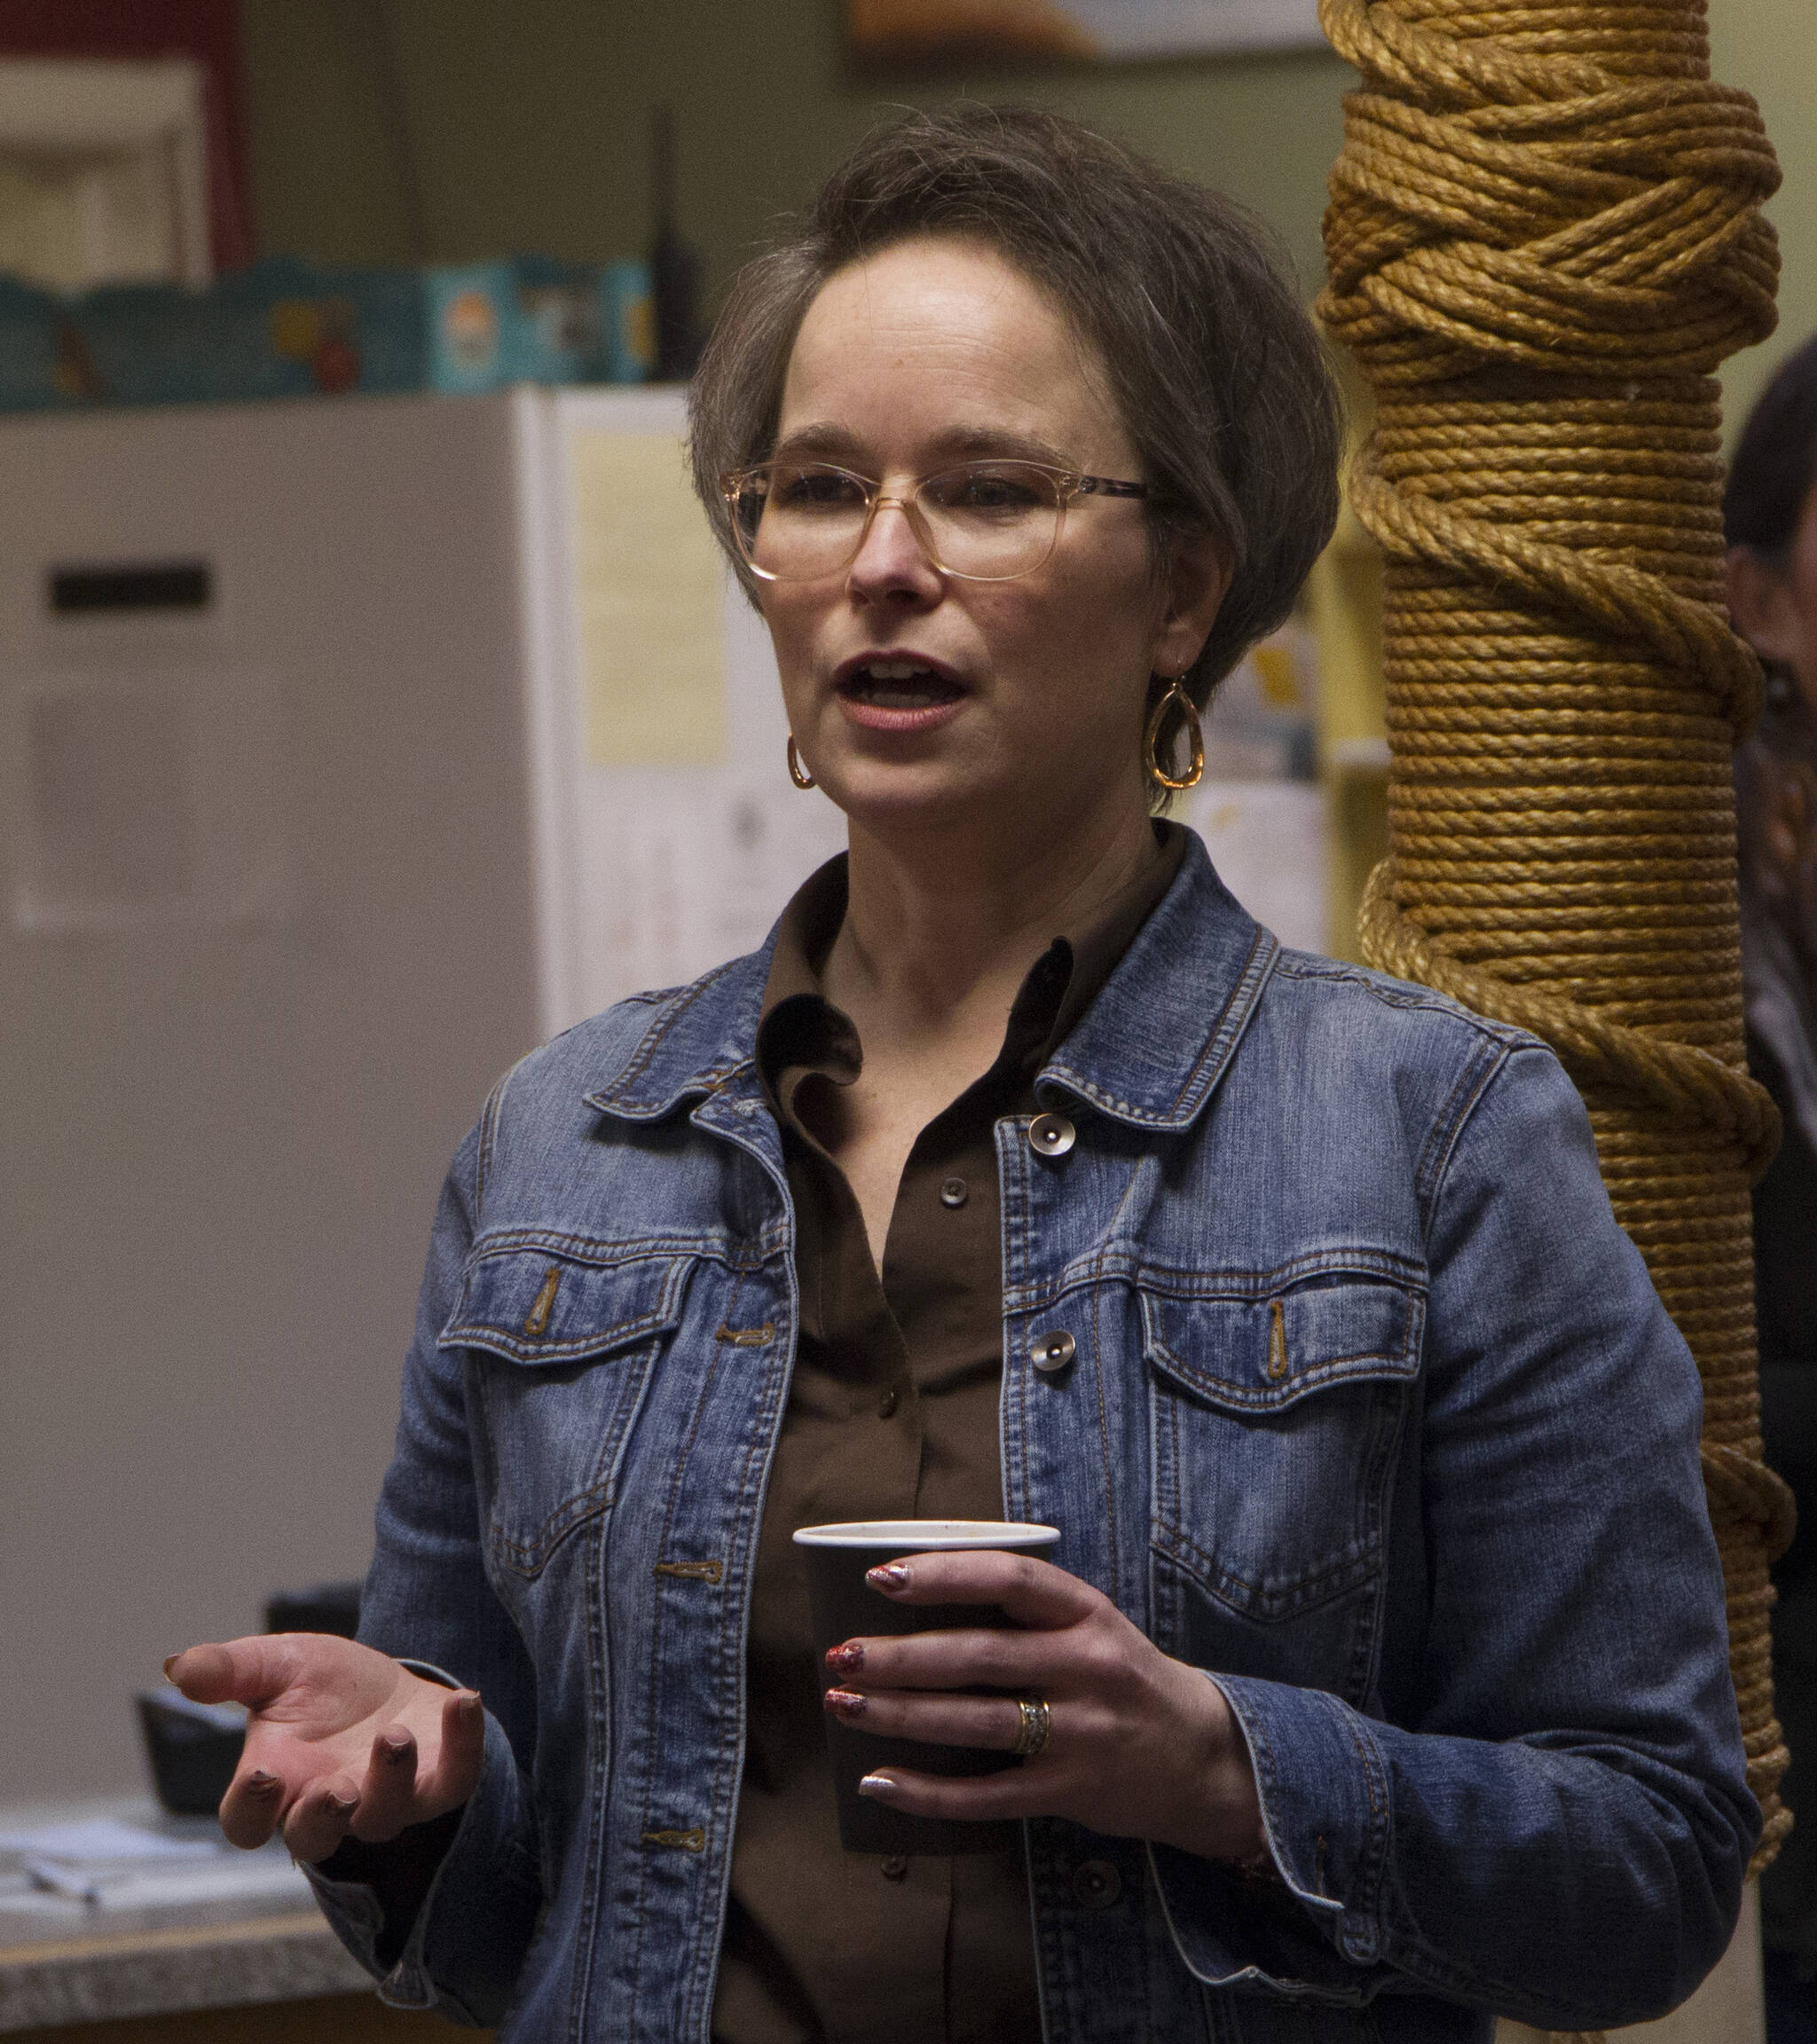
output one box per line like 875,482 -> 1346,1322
838,659 -> 966,710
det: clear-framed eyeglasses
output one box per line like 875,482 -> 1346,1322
720,459 -> 1151,585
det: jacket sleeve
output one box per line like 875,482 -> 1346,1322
305,1115 -> 545,2026
1147,1041 -> 1761,2032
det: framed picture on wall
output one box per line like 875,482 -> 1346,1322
847,0 -> 1326,64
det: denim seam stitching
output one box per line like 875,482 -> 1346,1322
1414,1037 -> 1512,1238
1154,1525 -> 1383,1622
1039,925 -> 1277,1128
593,958 -> 750,1105
1013,1246 -> 1431,1312
1146,1340 -> 1418,1411
689,1254 -> 797,2040
1087,1240 -> 1121,1605
475,1068 -> 514,1228
622,1285 -> 739,2031
460,1226 -> 786,1270
686,1272 -> 761,2042
1271,952 -> 1546,1045
1330,1691 -> 1393,1956
448,1309 -> 678,1365
484,1332 -> 664,1576
1170,924 -> 1280,1118
1137,1254 -> 1428,1293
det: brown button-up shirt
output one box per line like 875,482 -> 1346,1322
711,825 -> 1187,2044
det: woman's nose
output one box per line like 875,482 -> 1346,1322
846,495 -> 943,601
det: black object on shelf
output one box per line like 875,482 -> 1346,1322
650,106 -> 703,381
136,1689 -> 246,1817
264,1579 -> 362,1637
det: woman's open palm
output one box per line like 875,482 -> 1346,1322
167,1635 -> 483,1865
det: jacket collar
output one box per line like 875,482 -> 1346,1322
583,830 -> 1277,1135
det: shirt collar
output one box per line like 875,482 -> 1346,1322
584,829 -> 1277,1136
752,825 -> 1189,1105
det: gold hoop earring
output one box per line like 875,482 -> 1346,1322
1144,680 -> 1204,792
786,735 -> 816,790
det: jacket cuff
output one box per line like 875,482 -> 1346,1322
306,1705 -> 539,2023
1146,1672 -> 1392,1999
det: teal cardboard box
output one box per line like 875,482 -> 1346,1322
594,261 -> 655,384
501,257 -> 654,385
0,253 -> 655,413
0,276 -> 64,409
504,256 -> 598,383
31,259 -> 515,408
333,263 -> 514,394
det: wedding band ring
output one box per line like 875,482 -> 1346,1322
1011,1696 -> 1051,1759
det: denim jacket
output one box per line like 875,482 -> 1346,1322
311,834 -> 1757,2042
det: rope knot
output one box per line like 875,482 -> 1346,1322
1319,0 -> 1780,383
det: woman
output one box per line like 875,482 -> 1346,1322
1724,337 -> 1817,2016
170,108 -> 1754,2041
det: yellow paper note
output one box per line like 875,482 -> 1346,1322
570,430 -> 728,766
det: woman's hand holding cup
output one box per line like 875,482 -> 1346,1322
821,1549 -> 1263,1862
164,1635 -> 484,1865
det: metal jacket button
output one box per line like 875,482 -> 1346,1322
939,1176 -> 968,1208
880,1855 -> 908,1881
1073,1859 -> 1121,1908
1031,1329 -> 1075,1373
1028,1112 -> 1076,1158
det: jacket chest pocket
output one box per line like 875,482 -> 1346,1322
1141,1275 -> 1422,1634
440,1246 -> 693,1580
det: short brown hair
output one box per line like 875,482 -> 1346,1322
688,104 -> 1342,703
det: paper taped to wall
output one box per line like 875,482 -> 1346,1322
570,429 -> 727,767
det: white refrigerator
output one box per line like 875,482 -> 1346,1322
0,387 -> 1323,1802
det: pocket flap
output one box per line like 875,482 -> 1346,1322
1141,1277 -> 1422,1412
440,1244 -> 690,1366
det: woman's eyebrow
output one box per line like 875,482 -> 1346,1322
931,425 -> 1075,468
767,422 -> 1078,469
770,421 -> 860,462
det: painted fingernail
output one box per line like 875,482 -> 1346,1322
826,1641 -> 864,1674
161,1655 -> 179,1679
824,1688 -> 867,1717
867,1563 -> 911,1592
857,1773 -> 896,1799
246,1771 -> 280,1795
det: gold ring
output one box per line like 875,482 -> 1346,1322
1011,1696 -> 1051,1759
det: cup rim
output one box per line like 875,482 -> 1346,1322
791,1520 -> 1059,1550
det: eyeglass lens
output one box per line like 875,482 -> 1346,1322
731,461 -> 1066,582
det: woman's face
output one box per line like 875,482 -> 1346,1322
758,235 -> 1225,845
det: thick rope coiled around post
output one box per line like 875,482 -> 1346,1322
1318,0 -> 1796,1938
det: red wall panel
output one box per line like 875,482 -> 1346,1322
0,0 -> 254,271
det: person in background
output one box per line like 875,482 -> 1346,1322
167,107 -> 1756,2042
1726,334 -> 1817,2038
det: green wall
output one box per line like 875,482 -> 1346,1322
241,1 -> 1349,309
242,0 -> 1815,443
1711,0 -> 1817,436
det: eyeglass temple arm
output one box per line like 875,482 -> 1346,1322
1073,476 -> 1149,499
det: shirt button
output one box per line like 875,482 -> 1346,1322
1028,1112 -> 1075,1158
880,1855 -> 908,1881
1073,1858 -> 1122,1908
1031,1329 -> 1075,1374
939,1176 -> 968,1208
877,1387 -> 899,1419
